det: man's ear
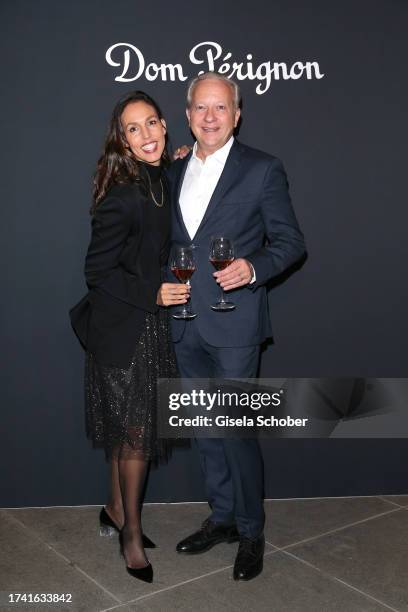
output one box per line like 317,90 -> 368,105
234,108 -> 241,128
186,108 -> 191,126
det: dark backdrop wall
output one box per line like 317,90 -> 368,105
2,0 -> 407,507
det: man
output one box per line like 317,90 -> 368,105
159,72 -> 305,581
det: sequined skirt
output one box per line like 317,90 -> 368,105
84,308 -> 178,462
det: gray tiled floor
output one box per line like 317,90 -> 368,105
1,497 -> 407,611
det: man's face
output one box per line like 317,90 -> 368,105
186,79 -> 240,157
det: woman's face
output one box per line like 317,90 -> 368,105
121,101 -> 166,166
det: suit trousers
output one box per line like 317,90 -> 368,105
174,319 -> 265,538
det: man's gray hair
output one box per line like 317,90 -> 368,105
186,72 -> 241,110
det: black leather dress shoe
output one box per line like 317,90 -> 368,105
233,535 -> 265,581
176,518 -> 239,554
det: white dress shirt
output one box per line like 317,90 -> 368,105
179,136 -> 234,240
179,136 -> 256,283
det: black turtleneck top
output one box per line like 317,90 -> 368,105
139,162 -> 170,268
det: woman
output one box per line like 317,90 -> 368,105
70,91 -> 188,583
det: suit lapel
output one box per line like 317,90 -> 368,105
193,140 -> 243,238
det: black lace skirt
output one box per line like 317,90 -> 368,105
84,308 -> 178,462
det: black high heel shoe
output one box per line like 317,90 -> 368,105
99,508 -> 156,548
119,530 -> 154,583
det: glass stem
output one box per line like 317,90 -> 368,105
185,280 -> 191,313
220,285 -> 226,304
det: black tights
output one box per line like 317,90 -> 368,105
119,456 -> 149,568
107,453 -> 149,569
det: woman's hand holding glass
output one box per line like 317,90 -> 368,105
170,246 -> 197,319
156,282 -> 190,307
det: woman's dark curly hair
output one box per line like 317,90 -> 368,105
92,91 -> 170,213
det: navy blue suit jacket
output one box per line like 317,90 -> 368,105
167,139 -> 306,347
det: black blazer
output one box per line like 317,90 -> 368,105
70,180 -> 170,368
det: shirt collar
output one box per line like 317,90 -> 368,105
192,136 -> 234,165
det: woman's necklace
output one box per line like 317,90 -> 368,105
146,171 -> 164,207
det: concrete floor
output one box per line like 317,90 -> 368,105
1,496 -> 408,611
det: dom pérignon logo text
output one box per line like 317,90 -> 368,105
105,41 -> 324,95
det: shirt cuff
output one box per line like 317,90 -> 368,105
248,262 -> 256,284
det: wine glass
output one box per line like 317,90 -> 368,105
171,246 -> 197,320
209,237 -> 236,311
